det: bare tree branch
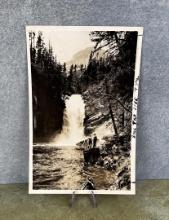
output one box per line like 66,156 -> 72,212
104,94 -> 132,113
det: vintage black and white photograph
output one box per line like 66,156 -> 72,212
26,26 -> 143,194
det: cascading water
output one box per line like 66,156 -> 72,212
55,94 -> 85,146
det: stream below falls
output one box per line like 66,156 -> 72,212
33,144 -> 116,190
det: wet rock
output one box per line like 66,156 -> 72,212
33,146 -> 59,154
117,166 -> 128,178
117,173 -> 131,190
83,148 -> 100,164
96,156 -> 104,166
33,175 -> 63,186
85,126 -> 95,135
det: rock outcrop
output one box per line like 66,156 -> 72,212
82,81 -> 113,136
32,64 -> 65,142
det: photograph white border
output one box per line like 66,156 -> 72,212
26,26 -> 143,195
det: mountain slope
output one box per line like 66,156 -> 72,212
67,47 -> 91,67
67,47 -> 105,67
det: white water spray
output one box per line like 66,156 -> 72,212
55,94 -> 85,146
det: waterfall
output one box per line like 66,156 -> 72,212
55,94 -> 85,146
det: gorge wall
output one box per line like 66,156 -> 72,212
82,81 -> 113,137
32,64 -> 65,142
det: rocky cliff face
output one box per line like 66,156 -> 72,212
32,64 -> 65,142
82,80 -> 113,137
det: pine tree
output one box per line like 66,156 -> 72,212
29,31 -> 36,63
36,31 -> 44,64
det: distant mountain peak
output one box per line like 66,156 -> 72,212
67,47 -> 92,67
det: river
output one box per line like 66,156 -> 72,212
33,144 -> 115,190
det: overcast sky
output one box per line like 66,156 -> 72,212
30,28 -> 95,63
